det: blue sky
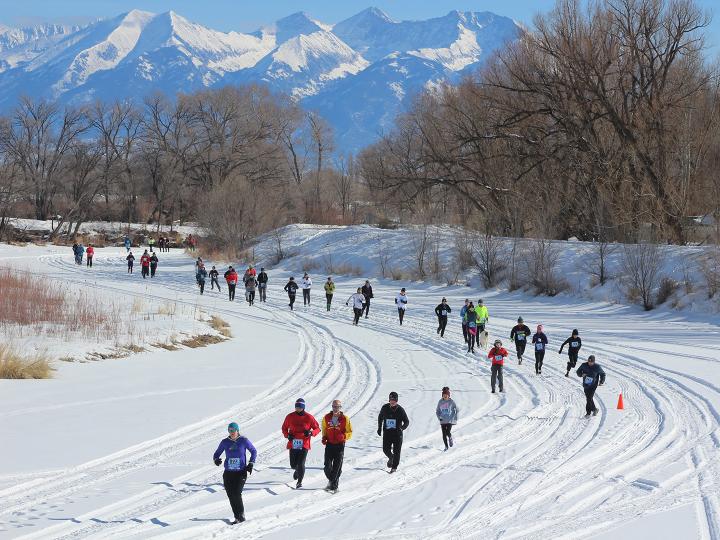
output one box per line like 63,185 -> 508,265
2,1 -> 718,48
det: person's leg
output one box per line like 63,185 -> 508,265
441,424 -> 449,448
440,317 -> 447,337
200,282 -> 205,294
326,293 -> 332,311
392,436 -> 403,468
295,449 -> 308,482
462,323 -> 468,343
498,365 -> 504,391
323,445 -> 333,481
289,294 -> 295,309
535,352 -> 541,374
364,299 -> 370,318
330,444 -> 344,488
584,387 -> 594,415
398,309 -> 404,325
354,308 -> 361,324
538,351 -> 545,373
383,435 -> 393,463
491,364 -> 498,391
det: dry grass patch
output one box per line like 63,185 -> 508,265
0,346 -> 52,379
153,342 -> 181,351
181,334 -> 225,348
209,316 -> 232,338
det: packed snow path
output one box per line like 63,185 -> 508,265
0,246 -> 719,539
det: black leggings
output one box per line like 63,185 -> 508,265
567,351 -> 579,372
584,385 -> 598,414
228,284 -> 236,301
515,340 -> 527,359
324,443 -> 344,488
303,289 -> 310,305
223,470 -> 247,520
398,308 -> 405,325
326,293 -> 333,311
441,424 -> 453,447
86,257 -> 93,267
383,435 -> 403,468
289,448 -> 308,481
437,316 -> 447,337
535,350 -> 545,373
288,293 -> 296,309
462,323 -> 468,343
246,290 -> 255,305
363,298 -> 370,317
353,308 -> 362,325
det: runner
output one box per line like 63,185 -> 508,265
324,277 -> 335,311
346,288 -> 366,325
321,399 -> 352,493
196,263 -> 207,294
301,273 -> 312,306
475,299 -> 489,349
377,392 -> 409,473
244,274 -> 257,306
434,298 -> 451,337
213,422 -> 256,524
140,250 -> 151,279
460,299 -> 470,344
488,339 -> 508,393
124,236 -> 131,253
560,329 -> 583,376
149,253 -> 158,277
224,266 -> 238,301
532,324 -> 549,375
126,251 -> 135,273
436,387 -> 459,450
361,280 -> 373,318
209,266 -> 221,292
257,268 -> 268,302
510,317 -> 531,365
86,245 -> 94,267
281,398 -> 320,489
576,355 -> 606,417
395,288 -> 408,325
284,277 -> 299,310
465,301 -> 477,354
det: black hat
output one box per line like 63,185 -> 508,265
572,329 -> 579,335
389,391 -> 399,401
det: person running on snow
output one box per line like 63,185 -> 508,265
281,398 -> 320,489
213,422 -> 256,524
377,391 -> 409,473
475,299 -> 489,349
86,245 -> 95,267
532,325 -> 549,375
209,266 -> 221,292
148,236 -> 156,252
321,399 -> 352,493
224,266 -> 239,301
560,329 -> 583,377
460,299 -> 470,344
324,277 -> 335,311
577,355 -> 606,417
361,280 -> 374,318
124,236 -> 131,253
77,244 -> 85,265
434,298 -> 452,337
242,265 -> 256,287
126,251 -> 135,273
257,268 -> 268,302
158,237 -> 165,253
301,273 -> 312,306
140,250 -> 151,279
395,288 -> 408,325
465,301 -> 478,353
346,288 -> 366,325
195,257 -> 203,273
72,243 -> 79,264
284,277 -> 299,310
488,339 -> 508,393
436,387 -> 459,451
196,263 -> 207,294
510,317 -> 531,365
244,274 -> 257,306
149,253 -> 158,277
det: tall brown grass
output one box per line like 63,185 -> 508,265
0,345 -> 52,379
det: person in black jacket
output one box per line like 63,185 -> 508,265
209,266 -> 221,291
560,329 -> 582,376
361,280 -> 374,318
377,391 -> 410,473
434,298 -> 451,337
510,317 -> 531,365
284,277 -> 298,310
577,355 -> 606,417
257,268 -> 268,302
149,253 -> 159,277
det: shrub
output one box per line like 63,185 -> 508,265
0,346 -> 52,379
474,233 -> 507,288
525,239 -> 568,296
656,277 -> 679,305
701,248 -> 720,299
621,243 -> 663,310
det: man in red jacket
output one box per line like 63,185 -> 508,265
488,339 -> 509,393
86,245 -> 95,267
224,266 -> 238,301
281,398 -> 320,489
321,399 -> 352,493
140,250 -> 151,279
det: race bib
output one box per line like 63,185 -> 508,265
584,376 -> 594,385
229,280 -> 236,285
292,438 -> 304,449
495,355 -> 504,362
441,310 -> 447,316
535,342 -> 544,351
385,419 -> 397,429
227,458 -> 242,470
571,341 -> 579,348
439,404 -> 450,412
516,334 -> 525,341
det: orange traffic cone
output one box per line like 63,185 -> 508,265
617,393 -> 624,410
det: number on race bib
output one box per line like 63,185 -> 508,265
584,376 -> 594,385
441,310 -> 447,316
292,438 -> 304,449
571,341 -> 579,348
227,458 -> 241,470
386,419 -> 397,429
516,334 -> 525,341
440,404 -> 450,411
495,355 -> 504,361
535,342 -> 544,351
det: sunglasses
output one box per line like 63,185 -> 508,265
228,428 -> 238,433
331,405 -> 342,410
389,399 -> 398,403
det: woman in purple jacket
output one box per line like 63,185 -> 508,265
213,422 -> 257,524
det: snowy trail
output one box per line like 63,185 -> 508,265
0,246 -> 719,539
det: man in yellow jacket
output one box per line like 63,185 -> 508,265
321,399 -> 352,493
475,299 -> 490,349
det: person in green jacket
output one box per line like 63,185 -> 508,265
324,277 -> 336,311
474,299 -> 490,349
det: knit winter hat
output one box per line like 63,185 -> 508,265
537,324 -> 544,333
518,317 -> 524,323
572,329 -> 579,335
295,398 -> 306,409
389,391 -> 399,401
227,422 -> 239,432
400,288 -> 406,292
442,386 -> 450,396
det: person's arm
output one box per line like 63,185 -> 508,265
281,416 -> 290,439
436,401 -> 442,421
345,417 -> 353,442
510,327 -> 516,339
395,297 -> 398,304
446,306 -> 451,313
453,399 -> 459,421
247,438 -> 257,464
400,407 -> 410,430
377,407 -> 384,435
598,366 -> 606,385
311,416 -> 321,437
213,440 -> 226,461
559,337 -> 570,353
435,305 -> 441,316
576,365 -> 585,377
321,415 -> 328,444
577,337 -> 582,349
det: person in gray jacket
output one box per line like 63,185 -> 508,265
436,386 -> 459,450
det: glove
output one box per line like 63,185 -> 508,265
214,458 -> 222,466
287,434 -> 294,441
245,463 -> 253,475
346,302 -> 349,306
377,428 -> 382,436
304,429 -> 312,437
322,437 -> 328,445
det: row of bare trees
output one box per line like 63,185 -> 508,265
0,85 -> 363,248
360,0 -> 720,245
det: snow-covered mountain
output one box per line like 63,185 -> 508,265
0,8 -> 522,152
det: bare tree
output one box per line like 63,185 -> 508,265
586,239 -> 618,287
621,242 -> 664,310
412,225 -> 430,278
474,232 -> 507,288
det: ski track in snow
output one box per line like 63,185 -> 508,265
0,248 -> 719,539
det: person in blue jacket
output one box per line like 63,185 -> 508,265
532,324 -> 548,375
213,422 -> 257,524
577,355 -> 606,417
459,299 -> 470,343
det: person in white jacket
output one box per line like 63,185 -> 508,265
301,273 -> 312,306
395,287 -> 408,325
346,288 -> 366,326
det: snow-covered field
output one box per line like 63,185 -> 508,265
1,227 -> 720,539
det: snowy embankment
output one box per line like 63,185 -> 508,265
0,226 -> 719,539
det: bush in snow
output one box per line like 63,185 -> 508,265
700,248 -> 720,299
656,277 -> 679,305
508,238 -> 527,292
473,232 -> 507,288
585,239 -> 617,287
0,345 -> 52,379
525,239 -> 568,296
621,243 -> 663,310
